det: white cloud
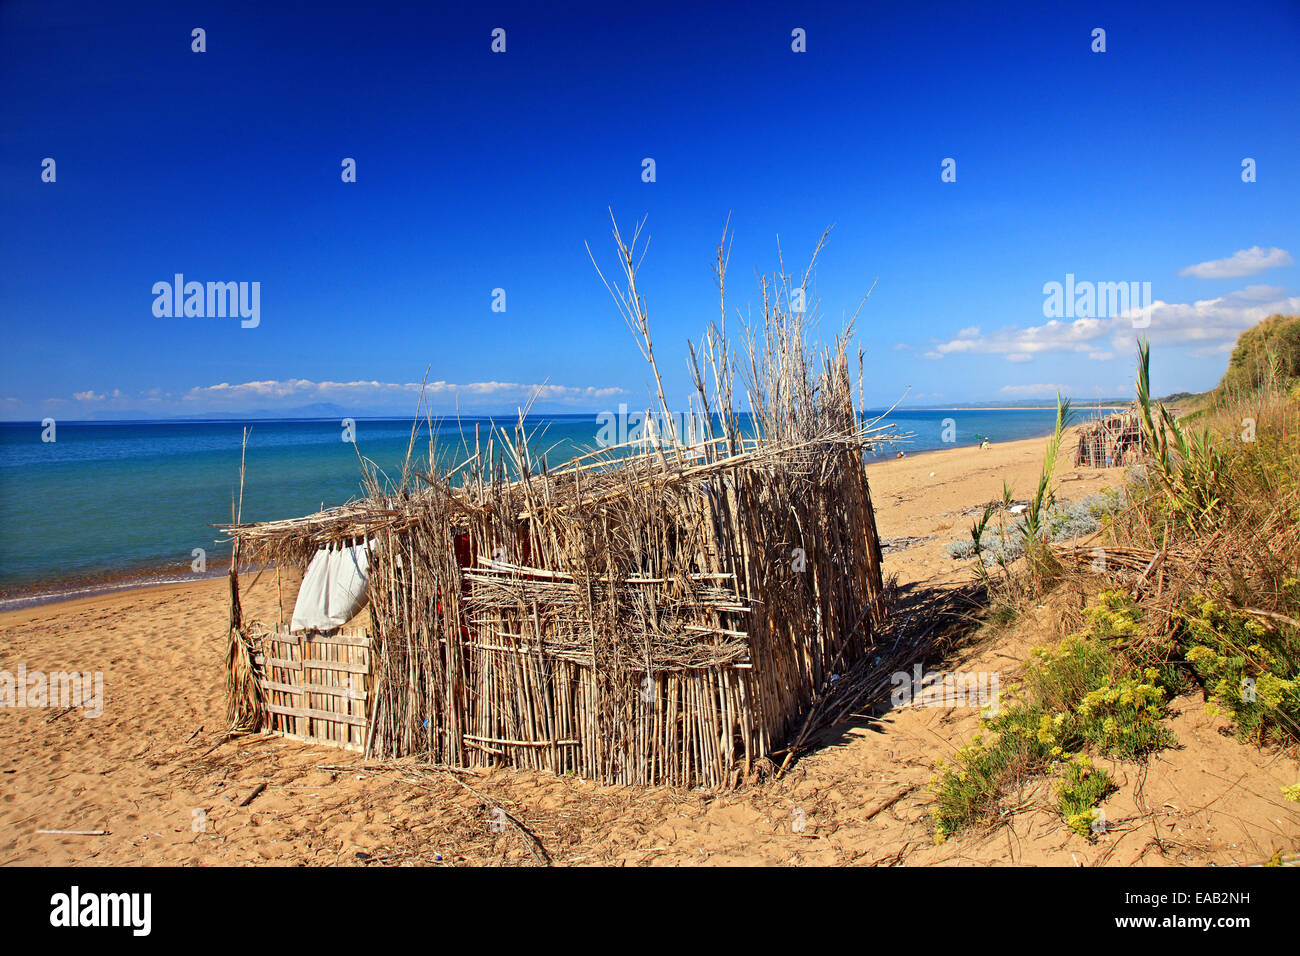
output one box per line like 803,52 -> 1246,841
919,285 -> 1300,362
1179,246 -> 1293,279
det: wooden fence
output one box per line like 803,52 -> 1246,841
252,624 -> 372,751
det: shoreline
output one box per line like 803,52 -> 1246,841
0,565 -> 231,614
2,410 -> 1104,611
0,430 -> 1081,613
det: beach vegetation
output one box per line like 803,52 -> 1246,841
946,493 -> 1120,564
1176,595 -> 1300,745
928,592 -> 1176,841
1109,332 -> 1300,747
1214,312 -> 1300,402
1056,754 -> 1116,836
933,325 -> 1300,845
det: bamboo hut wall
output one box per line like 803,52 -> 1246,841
348,435 -> 885,788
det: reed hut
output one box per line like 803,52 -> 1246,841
1074,406 -> 1145,468
223,221 -> 895,788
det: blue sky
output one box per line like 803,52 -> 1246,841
1,0 -> 1297,420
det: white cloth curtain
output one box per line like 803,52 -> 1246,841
290,540 -> 372,632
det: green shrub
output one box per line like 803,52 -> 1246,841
1056,755 -> 1117,837
929,724 -> 1048,841
928,592 -> 1177,841
1215,313 -> 1300,399
1176,595 -> 1300,745
1074,676 -> 1178,758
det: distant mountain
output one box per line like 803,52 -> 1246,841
194,402 -> 355,420
70,402 -> 357,422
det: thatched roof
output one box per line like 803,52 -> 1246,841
222,422 -> 896,567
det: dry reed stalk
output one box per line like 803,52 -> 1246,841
225,428 -> 265,732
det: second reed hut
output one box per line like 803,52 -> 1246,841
1074,406 -> 1146,468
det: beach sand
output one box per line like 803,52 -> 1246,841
2,433 -> 1296,866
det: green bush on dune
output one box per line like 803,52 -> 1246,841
1177,593 -> 1300,746
1217,313 -> 1300,399
932,315 -> 1300,844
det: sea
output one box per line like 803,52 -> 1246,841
0,407 -> 1120,607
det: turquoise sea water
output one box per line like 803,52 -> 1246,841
0,408 -> 1116,602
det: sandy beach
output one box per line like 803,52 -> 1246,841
2,432 -> 1296,866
